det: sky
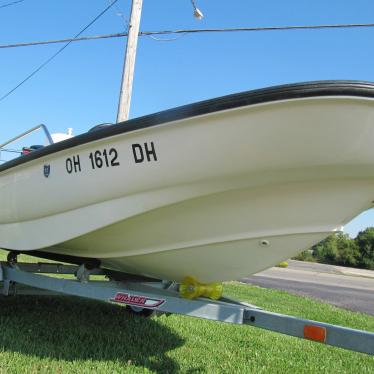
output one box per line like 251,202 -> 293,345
0,0 -> 373,236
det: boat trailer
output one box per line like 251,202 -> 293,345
0,257 -> 373,356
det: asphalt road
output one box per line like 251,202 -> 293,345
241,261 -> 374,316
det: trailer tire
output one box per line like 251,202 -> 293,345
125,305 -> 155,317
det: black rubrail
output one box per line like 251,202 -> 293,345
1,80 -> 374,173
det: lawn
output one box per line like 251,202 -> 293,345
0,251 -> 373,373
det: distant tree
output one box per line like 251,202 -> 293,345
355,228 -> 374,270
335,232 -> 359,267
313,234 -> 339,264
293,228 -> 374,269
292,250 -> 315,262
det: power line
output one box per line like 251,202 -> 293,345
108,0 -> 129,29
0,0 -> 119,102
1,22 -> 374,50
141,22 -> 374,36
0,0 -> 26,9
147,33 -> 187,42
0,32 -> 127,49
1,21 -> 374,102
0,31 -> 186,47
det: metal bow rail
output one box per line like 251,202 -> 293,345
0,124 -> 53,163
0,259 -> 373,356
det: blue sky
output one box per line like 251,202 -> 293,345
0,0 -> 373,236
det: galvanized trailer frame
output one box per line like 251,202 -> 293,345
0,259 -> 373,356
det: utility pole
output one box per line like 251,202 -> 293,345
116,0 -> 143,123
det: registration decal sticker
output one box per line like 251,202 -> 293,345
43,164 -> 51,178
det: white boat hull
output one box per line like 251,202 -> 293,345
1,82 -> 374,282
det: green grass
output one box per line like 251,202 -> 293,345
0,251 -> 373,373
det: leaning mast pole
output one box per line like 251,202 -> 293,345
116,0 -> 143,123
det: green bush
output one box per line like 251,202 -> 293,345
355,227 -> 374,270
293,227 -> 374,270
293,250 -> 315,262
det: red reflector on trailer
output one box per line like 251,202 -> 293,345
304,325 -> 326,342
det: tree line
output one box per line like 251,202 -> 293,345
293,227 -> 374,270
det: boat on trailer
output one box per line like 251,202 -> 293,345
1,81 -> 374,283
1,80 -> 374,355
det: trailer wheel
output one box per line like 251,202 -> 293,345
125,305 -> 155,317
7,251 -> 18,264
